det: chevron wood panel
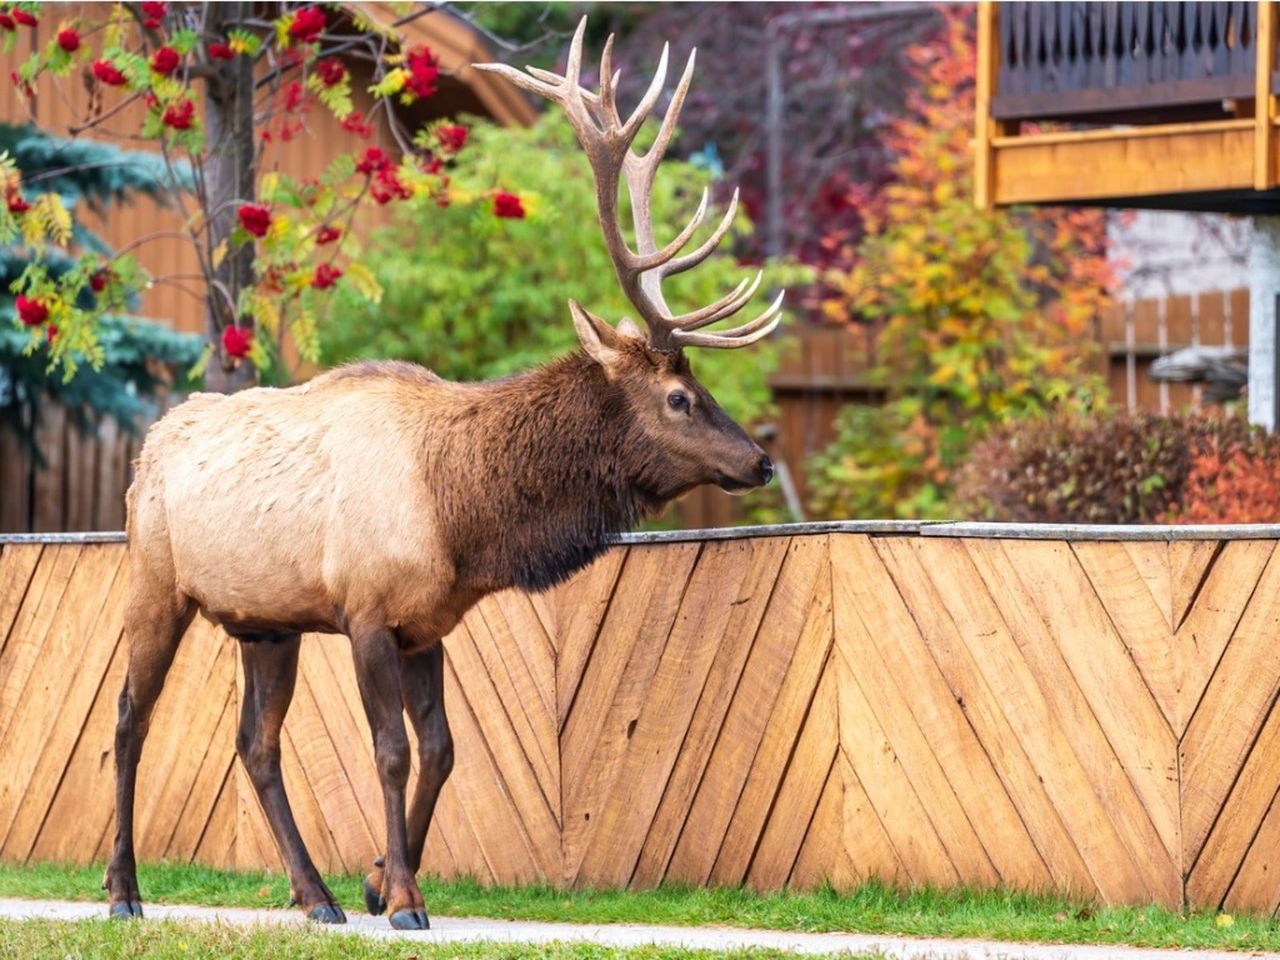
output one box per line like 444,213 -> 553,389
6,533 -> 1280,913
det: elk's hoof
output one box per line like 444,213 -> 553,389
363,876 -> 386,916
109,901 -> 143,920
308,903 -> 347,925
389,908 -> 429,931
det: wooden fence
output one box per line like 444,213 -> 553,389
4,523 -> 1280,912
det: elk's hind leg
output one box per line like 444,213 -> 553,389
365,643 -> 452,917
351,626 -> 428,930
105,582 -> 193,919
237,633 -> 345,924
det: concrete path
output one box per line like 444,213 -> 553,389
0,897 -> 1272,960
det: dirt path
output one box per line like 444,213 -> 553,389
0,896 -> 1271,959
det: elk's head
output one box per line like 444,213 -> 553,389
478,18 -> 782,499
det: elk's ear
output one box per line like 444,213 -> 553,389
570,300 -> 623,369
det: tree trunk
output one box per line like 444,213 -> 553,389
202,1 -> 257,394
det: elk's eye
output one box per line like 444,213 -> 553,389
667,391 -> 689,413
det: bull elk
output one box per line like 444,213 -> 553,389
105,18 -> 783,929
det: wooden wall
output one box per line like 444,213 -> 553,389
3,525 -> 1280,913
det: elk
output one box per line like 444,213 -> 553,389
104,17 -> 783,930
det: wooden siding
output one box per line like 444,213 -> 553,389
3,527 -> 1280,912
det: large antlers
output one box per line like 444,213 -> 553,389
475,17 -> 784,352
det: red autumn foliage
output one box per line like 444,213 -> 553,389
56,27 -> 79,52
161,98 -> 194,129
311,262 -> 342,289
492,191 -> 524,219
151,46 -> 180,75
1167,433 -> 1280,523
92,59 -> 127,86
288,6 -> 326,44
237,203 -> 271,237
16,295 -> 48,326
221,325 -> 252,358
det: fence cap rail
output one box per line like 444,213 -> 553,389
8,521 -> 1280,546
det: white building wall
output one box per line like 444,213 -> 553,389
1108,210 -> 1249,299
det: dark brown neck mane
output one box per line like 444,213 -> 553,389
430,352 -> 665,593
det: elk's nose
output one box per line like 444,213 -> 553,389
758,454 -> 774,485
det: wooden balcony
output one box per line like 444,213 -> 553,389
976,1 -> 1280,211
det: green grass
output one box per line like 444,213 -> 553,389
0,861 -> 1275,952
0,919 -> 861,960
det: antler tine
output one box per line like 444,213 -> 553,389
671,291 -> 786,349
472,60 -> 561,100
670,271 -> 763,331
562,15 -> 588,96
620,43 -> 670,144
634,188 -> 709,271
599,34 -> 619,127
639,49 -> 697,188
659,188 -> 739,279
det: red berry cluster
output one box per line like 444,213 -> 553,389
404,45 -> 438,99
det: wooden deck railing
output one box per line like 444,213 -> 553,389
975,1 -> 1280,208
5,523 -> 1280,912
993,2 -> 1260,123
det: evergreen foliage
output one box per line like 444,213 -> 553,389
1,123 -> 200,454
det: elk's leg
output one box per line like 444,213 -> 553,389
365,643 -> 452,916
104,588 -> 192,919
351,627 -> 428,930
236,634 -> 345,924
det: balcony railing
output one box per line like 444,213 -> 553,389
975,1 -> 1280,210
993,2 -> 1260,123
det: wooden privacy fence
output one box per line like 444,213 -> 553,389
5,524 -> 1280,912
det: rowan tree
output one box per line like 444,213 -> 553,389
3,1 -> 494,390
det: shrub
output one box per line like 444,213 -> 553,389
1169,430 -> 1280,523
807,401 -> 951,520
954,411 -> 1271,524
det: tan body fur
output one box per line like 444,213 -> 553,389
133,365 -> 476,648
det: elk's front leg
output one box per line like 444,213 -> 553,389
237,635 -> 344,924
351,626 -> 428,930
365,643 -> 452,917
